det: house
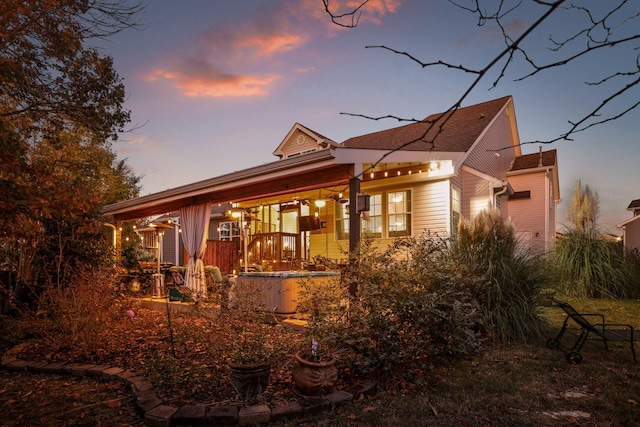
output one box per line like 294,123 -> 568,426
617,199 -> 640,256
103,96 -> 560,278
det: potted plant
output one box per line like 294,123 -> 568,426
291,276 -> 347,395
292,338 -> 338,395
227,320 -> 277,402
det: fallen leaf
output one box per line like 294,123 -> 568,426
363,406 -> 376,413
628,399 -> 638,406
347,413 -> 357,420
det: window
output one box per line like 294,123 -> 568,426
335,190 -> 411,240
361,194 -> 382,238
509,190 -> 531,200
335,202 -> 350,241
388,190 -> 411,237
451,186 -> 461,235
219,221 -> 240,241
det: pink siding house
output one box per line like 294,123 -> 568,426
617,199 -> 640,257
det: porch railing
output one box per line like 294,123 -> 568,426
244,232 -> 300,271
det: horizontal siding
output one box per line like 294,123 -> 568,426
626,221 -> 640,253
280,129 -> 320,158
463,107 -> 518,180
307,180 -> 453,259
462,170 -> 491,219
413,179 -> 450,235
508,172 -> 547,252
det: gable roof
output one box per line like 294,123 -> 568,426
627,199 -> 640,211
272,122 -> 338,158
340,96 -> 512,152
510,149 -> 557,171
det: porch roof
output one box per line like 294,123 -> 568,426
103,149 -> 352,222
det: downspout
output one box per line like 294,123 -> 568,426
493,183 -> 510,207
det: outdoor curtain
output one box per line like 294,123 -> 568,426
180,202 -> 212,299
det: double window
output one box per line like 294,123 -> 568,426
337,190 -> 411,240
218,221 -> 241,241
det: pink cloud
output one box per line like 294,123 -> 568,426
239,32 -> 305,56
146,1 -> 402,98
148,58 -> 279,98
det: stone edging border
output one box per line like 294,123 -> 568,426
1,343 -> 377,426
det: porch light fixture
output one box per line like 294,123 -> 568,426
314,200 -> 326,208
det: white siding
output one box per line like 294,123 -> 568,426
413,179 -> 451,235
463,107 -> 518,180
461,169 -> 492,220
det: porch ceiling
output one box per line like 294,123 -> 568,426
106,163 -> 353,222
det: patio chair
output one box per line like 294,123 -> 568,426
546,298 -> 640,364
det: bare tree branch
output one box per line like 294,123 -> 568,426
322,0 -> 368,28
323,0 -> 639,153
325,0 -> 566,179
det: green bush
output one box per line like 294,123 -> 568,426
302,210 -> 552,387
309,235 -> 485,386
554,229 -> 640,299
450,209 -> 552,342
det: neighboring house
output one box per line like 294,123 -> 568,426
104,96 -> 560,271
617,199 -> 640,256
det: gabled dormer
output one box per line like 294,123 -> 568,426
273,123 -> 338,160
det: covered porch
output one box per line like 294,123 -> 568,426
102,150 -> 364,304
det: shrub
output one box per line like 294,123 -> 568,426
554,229 -> 640,299
33,268 -> 122,361
314,235 -> 486,386
450,209 -> 552,342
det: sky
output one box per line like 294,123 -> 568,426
102,0 -> 639,234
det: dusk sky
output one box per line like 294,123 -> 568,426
102,0 -> 639,233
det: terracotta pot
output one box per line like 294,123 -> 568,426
292,351 -> 338,395
229,362 -> 271,400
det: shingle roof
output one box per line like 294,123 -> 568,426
340,96 -> 512,152
510,149 -> 557,171
627,199 -> 640,210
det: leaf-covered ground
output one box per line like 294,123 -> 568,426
10,304 -> 319,408
0,370 -> 144,427
3,299 -> 640,426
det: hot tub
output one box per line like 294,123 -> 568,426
235,271 -> 340,314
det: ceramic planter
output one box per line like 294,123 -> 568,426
229,362 -> 271,400
291,350 -> 338,395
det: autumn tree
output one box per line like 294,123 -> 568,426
0,0 -> 143,303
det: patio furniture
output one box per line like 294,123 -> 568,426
546,298 -> 640,364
